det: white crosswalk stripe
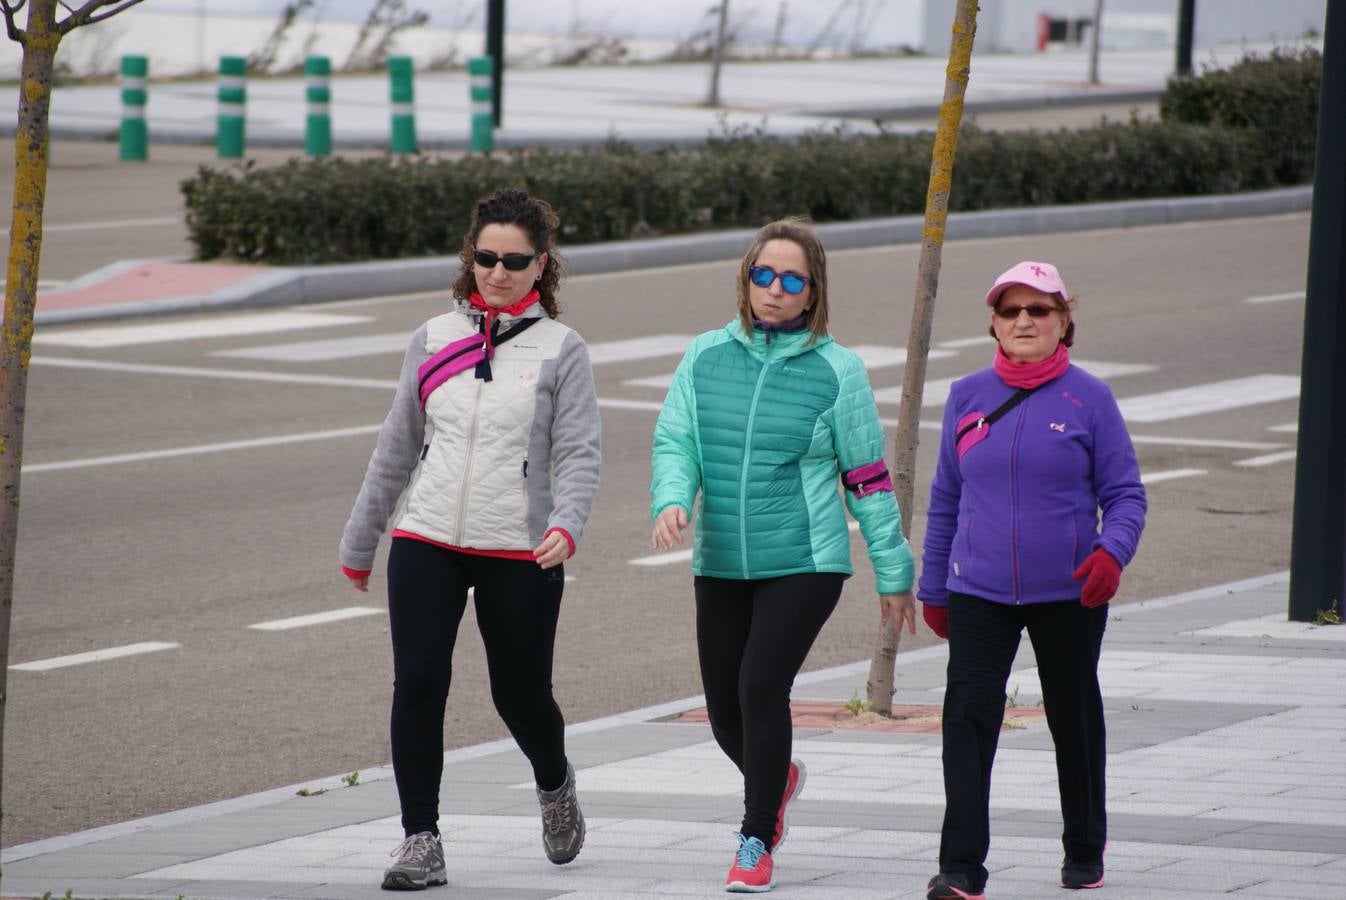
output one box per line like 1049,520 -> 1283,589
872,360 -> 1157,406
1118,375 -> 1300,423
34,312 -> 371,348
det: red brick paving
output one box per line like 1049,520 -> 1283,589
37,261 -> 264,313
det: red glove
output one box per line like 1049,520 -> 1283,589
1073,549 -> 1121,608
922,603 -> 949,639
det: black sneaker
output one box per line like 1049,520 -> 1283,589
927,872 -> 987,900
1061,859 -> 1104,889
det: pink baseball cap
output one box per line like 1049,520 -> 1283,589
984,261 -> 1069,307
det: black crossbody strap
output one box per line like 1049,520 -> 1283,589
955,387 -> 1035,443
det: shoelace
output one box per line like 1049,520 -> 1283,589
540,790 -> 573,835
733,832 -> 766,870
391,832 -> 436,862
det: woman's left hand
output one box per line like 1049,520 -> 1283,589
879,590 -> 916,635
533,531 -> 571,570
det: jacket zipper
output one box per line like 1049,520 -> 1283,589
454,379 -> 486,546
738,361 -> 772,578
1008,397 -> 1029,603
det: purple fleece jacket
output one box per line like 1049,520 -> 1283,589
918,365 -> 1146,607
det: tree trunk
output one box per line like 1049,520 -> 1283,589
705,1 -> 730,106
0,0 -> 61,852
866,0 -> 978,716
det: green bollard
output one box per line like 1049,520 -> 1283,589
119,55 -> 148,162
305,55 -> 332,157
217,55 -> 247,159
468,56 -> 494,153
388,55 -> 417,154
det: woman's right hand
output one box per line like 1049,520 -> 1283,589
346,573 -> 370,592
651,506 -> 689,550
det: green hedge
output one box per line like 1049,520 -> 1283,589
182,48 -> 1321,265
1160,46 -> 1321,184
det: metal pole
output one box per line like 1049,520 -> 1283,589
305,56 -> 332,157
216,56 -> 247,159
468,56 -> 495,153
388,56 -> 417,154
119,54 -> 148,162
1288,0 -> 1346,622
486,0 -> 505,128
1176,0 -> 1195,75
1088,0 -> 1104,85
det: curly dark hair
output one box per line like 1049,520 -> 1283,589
451,189 -> 565,318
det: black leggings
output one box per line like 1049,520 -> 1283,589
939,591 -> 1108,887
694,573 -> 844,848
387,537 -> 568,837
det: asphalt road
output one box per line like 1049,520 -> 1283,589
5,209 -> 1306,846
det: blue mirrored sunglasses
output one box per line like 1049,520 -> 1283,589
748,265 -> 811,295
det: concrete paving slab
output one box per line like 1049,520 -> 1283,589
5,572 -> 1345,898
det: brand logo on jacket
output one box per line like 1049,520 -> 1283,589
1050,422 -> 1066,432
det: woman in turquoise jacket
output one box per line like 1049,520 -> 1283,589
650,217 -> 915,894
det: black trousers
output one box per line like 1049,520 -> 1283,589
694,573 -> 844,847
938,591 -> 1108,888
387,537 -> 568,837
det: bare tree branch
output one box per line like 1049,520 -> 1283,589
0,0 -> 27,44
58,0 -> 145,34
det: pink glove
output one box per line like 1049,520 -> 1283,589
1073,549 -> 1121,608
922,603 -> 949,639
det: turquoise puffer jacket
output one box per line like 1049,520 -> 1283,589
650,320 -> 914,594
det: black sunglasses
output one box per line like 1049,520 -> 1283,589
473,249 -> 537,271
995,303 -> 1059,319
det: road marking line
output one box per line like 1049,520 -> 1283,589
1245,291 -> 1305,304
874,360 -> 1154,406
626,346 -> 957,390
23,425 -> 382,474
598,397 -> 664,412
936,336 -> 990,349
1267,422 -> 1297,433
1129,435 -> 1285,450
32,356 -> 397,390
214,332 -> 411,362
217,332 -> 701,364
1,215 -> 179,236
630,522 -> 859,566
1118,375 -> 1299,423
249,607 -> 385,631
1140,468 -> 1206,484
10,641 -> 179,672
1234,450 -> 1297,468
586,334 -> 696,364
849,345 -> 957,369
34,312 -> 372,348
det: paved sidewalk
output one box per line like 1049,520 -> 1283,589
5,572 -> 1344,899
35,47 -> 1192,149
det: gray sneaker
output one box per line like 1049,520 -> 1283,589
536,762 -> 585,865
382,830 -> 447,890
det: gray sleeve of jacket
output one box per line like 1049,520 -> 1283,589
545,330 -> 602,548
338,327 -> 427,573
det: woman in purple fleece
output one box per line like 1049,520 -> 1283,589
920,261 -> 1146,900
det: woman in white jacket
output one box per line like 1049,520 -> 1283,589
340,189 -> 601,891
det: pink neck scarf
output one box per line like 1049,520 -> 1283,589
993,342 -> 1070,389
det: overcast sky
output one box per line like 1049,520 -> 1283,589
145,1 -> 924,50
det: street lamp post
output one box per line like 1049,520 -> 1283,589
1288,0 -> 1345,622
